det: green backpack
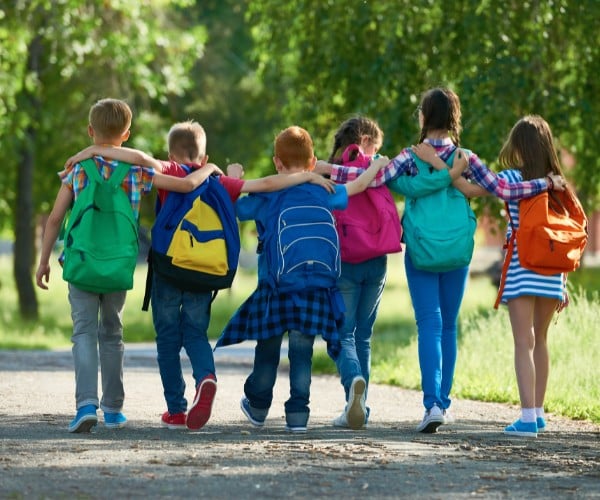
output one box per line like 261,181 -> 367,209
400,149 -> 477,272
62,158 -> 139,293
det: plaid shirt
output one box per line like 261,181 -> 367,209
331,137 -> 549,200
59,155 -> 155,219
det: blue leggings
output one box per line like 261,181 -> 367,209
404,253 -> 469,411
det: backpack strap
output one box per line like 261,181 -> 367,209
142,248 -> 153,312
494,202 -> 517,309
79,157 -> 130,187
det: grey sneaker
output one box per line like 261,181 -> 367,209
346,376 -> 367,430
416,405 -> 444,433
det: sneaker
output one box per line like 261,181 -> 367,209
346,376 -> 367,430
187,374 -> 217,430
161,411 -> 187,430
68,404 -> 98,433
443,409 -> 455,424
504,419 -> 537,438
536,416 -> 546,432
332,411 -> 349,428
285,425 -> 307,433
416,405 -> 444,433
104,412 -> 127,429
240,397 -> 265,427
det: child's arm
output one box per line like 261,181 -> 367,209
412,143 -> 468,181
453,177 -> 489,198
241,172 -> 336,193
65,146 -> 164,172
344,157 -> 387,196
152,163 -> 224,192
35,185 -> 73,290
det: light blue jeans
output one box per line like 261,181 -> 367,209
244,330 -> 314,427
151,273 -> 214,414
335,256 -> 387,401
404,253 -> 469,411
68,284 -> 126,413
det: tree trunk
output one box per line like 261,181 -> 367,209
14,33 -> 43,320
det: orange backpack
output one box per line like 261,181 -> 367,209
494,187 -> 588,308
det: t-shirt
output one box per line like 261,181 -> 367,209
158,160 -> 245,205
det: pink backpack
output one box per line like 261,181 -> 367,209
333,144 -> 402,263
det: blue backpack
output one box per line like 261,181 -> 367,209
257,183 -> 340,293
401,149 -> 477,272
142,168 -> 240,309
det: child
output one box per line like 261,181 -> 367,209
35,99 -> 223,433
317,88 -> 565,434
66,121 -> 334,431
454,115 -> 568,438
215,126 -> 386,433
323,116 -> 389,430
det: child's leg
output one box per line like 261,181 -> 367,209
244,334 -> 284,412
285,330 -> 315,428
532,297 -> 558,409
98,290 -> 127,413
438,265 -> 469,410
180,289 -> 215,384
151,274 -> 187,414
404,254 -> 443,410
507,296 -> 536,410
68,285 -> 102,409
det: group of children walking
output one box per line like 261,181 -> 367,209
36,87 -> 572,439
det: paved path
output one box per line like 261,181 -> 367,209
0,344 -> 599,499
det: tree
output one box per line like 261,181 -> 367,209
0,0 -> 207,319
246,0 -> 600,208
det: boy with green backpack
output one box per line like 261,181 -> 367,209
35,98 -> 220,433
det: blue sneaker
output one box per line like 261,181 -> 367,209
504,419 -> 537,438
240,397 -> 265,427
104,412 -> 127,429
68,404 -> 98,433
536,416 -> 546,432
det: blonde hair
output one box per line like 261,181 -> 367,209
274,126 -> 314,169
88,98 -> 132,139
167,121 -> 207,162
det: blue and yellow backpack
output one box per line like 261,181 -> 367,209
142,167 -> 240,309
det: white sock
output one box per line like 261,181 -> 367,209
521,408 -> 536,423
535,407 -> 545,418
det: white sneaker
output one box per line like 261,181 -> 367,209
346,376 -> 367,430
416,405 -> 444,433
443,409 -> 455,424
332,411 -> 348,428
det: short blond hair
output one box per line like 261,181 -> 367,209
88,98 -> 132,139
274,126 -> 314,168
167,121 -> 207,162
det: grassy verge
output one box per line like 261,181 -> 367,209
1,253 -> 598,423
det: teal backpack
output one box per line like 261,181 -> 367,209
401,148 -> 477,272
62,158 -> 139,293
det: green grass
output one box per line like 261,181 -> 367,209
1,252 -> 599,423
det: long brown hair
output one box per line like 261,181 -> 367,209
328,116 -> 383,164
417,88 -> 462,146
498,115 -> 563,180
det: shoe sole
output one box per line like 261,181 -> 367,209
187,379 -> 217,430
346,377 -> 366,430
285,426 -> 307,433
240,398 -> 265,427
417,419 -> 444,433
68,415 -> 98,433
503,430 -> 537,438
105,420 -> 127,429
162,422 -> 187,430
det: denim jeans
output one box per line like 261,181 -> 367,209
404,253 -> 469,411
335,256 -> 387,401
68,284 -> 126,413
151,273 -> 214,414
244,330 -> 314,427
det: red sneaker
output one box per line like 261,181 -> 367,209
161,411 -> 187,430
186,374 -> 217,430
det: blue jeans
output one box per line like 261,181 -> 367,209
404,253 -> 469,411
68,285 -> 126,413
335,256 -> 387,401
244,330 -> 314,427
151,273 -> 214,414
